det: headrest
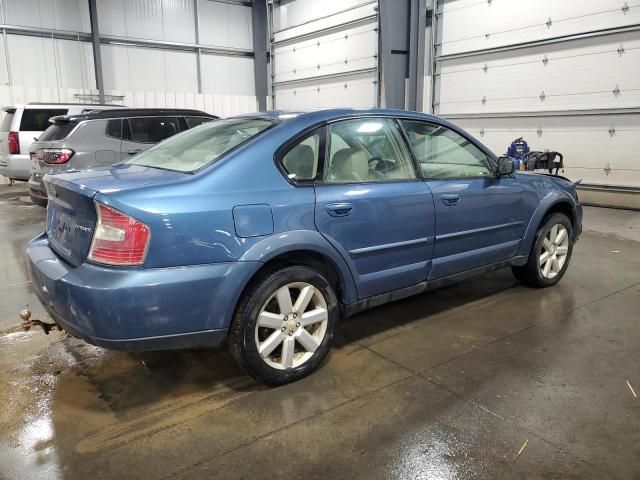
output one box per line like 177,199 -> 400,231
331,148 -> 368,181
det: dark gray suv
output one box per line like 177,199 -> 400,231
29,108 -> 217,206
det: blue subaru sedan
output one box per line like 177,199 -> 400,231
26,109 -> 582,385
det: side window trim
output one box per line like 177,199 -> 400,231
398,118 -> 497,181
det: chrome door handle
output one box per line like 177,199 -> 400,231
127,149 -> 142,155
326,202 -> 353,217
441,193 -> 460,206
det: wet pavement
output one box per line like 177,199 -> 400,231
1,181 -> 639,479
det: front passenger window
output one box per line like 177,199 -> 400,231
400,120 -> 493,179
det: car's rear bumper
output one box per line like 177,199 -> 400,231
29,179 -> 48,207
26,233 -> 260,351
0,154 -> 30,180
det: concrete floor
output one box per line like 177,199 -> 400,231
1,181 -> 639,479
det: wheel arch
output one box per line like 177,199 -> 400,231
517,192 -> 579,258
237,230 -> 358,306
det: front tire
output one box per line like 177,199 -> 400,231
512,212 -> 574,288
229,265 -> 338,385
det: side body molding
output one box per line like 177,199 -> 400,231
237,229 -> 359,304
516,190 -> 578,259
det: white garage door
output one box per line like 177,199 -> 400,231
271,0 -> 379,110
434,0 -> 640,190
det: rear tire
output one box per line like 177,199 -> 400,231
512,212 -> 573,288
229,265 -> 338,386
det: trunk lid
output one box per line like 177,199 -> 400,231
45,176 -> 98,267
44,164 -> 188,266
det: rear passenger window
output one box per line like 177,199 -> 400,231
280,132 -> 321,183
185,116 -> 213,128
325,118 -> 416,183
105,119 -> 122,139
127,117 -> 180,143
20,109 -> 68,131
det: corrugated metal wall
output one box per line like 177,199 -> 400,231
271,0 -> 379,110
433,0 -> 640,191
0,0 -> 257,117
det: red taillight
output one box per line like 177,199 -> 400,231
38,148 -> 74,164
88,203 -> 150,266
8,131 -> 19,154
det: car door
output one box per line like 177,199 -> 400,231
120,116 -> 180,159
314,117 -> 435,299
400,120 -> 527,279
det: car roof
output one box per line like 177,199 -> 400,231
53,108 -> 219,122
2,103 -> 124,112
237,108 -> 448,128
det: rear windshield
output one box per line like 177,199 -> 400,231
126,118 -> 274,173
1,111 -> 14,131
20,109 -> 68,131
38,121 -> 78,141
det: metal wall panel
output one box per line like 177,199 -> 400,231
101,44 -> 200,93
274,23 -> 377,84
200,54 -> 255,96
273,0 -> 371,31
438,31 -> 640,115
274,70 -> 377,110
435,0 -> 640,192
0,0 -> 256,113
6,35 -> 94,90
97,0 -> 196,43
272,1 -> 378,109
439,0 -> 640,56
1,0 -> 90,32
197,0 -> 253,50
165,50 -> 199,92
0,34 -> 9,86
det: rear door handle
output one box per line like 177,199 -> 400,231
441,193 -> 460,206
326,202 -> 353,217
127,149 -> 142,156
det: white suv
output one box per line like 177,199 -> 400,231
0,103 -> 123,183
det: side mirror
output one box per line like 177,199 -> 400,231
496,156 -> 516,177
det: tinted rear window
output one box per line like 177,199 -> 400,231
38,121 -> 78,141
185,116 -> 214,129
20,109 -> 68,131
1,111 -> 15,131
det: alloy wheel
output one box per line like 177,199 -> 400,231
539,224 -> 570,279
254,282 -> 329,370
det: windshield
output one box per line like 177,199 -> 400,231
126,118 -> 274,172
